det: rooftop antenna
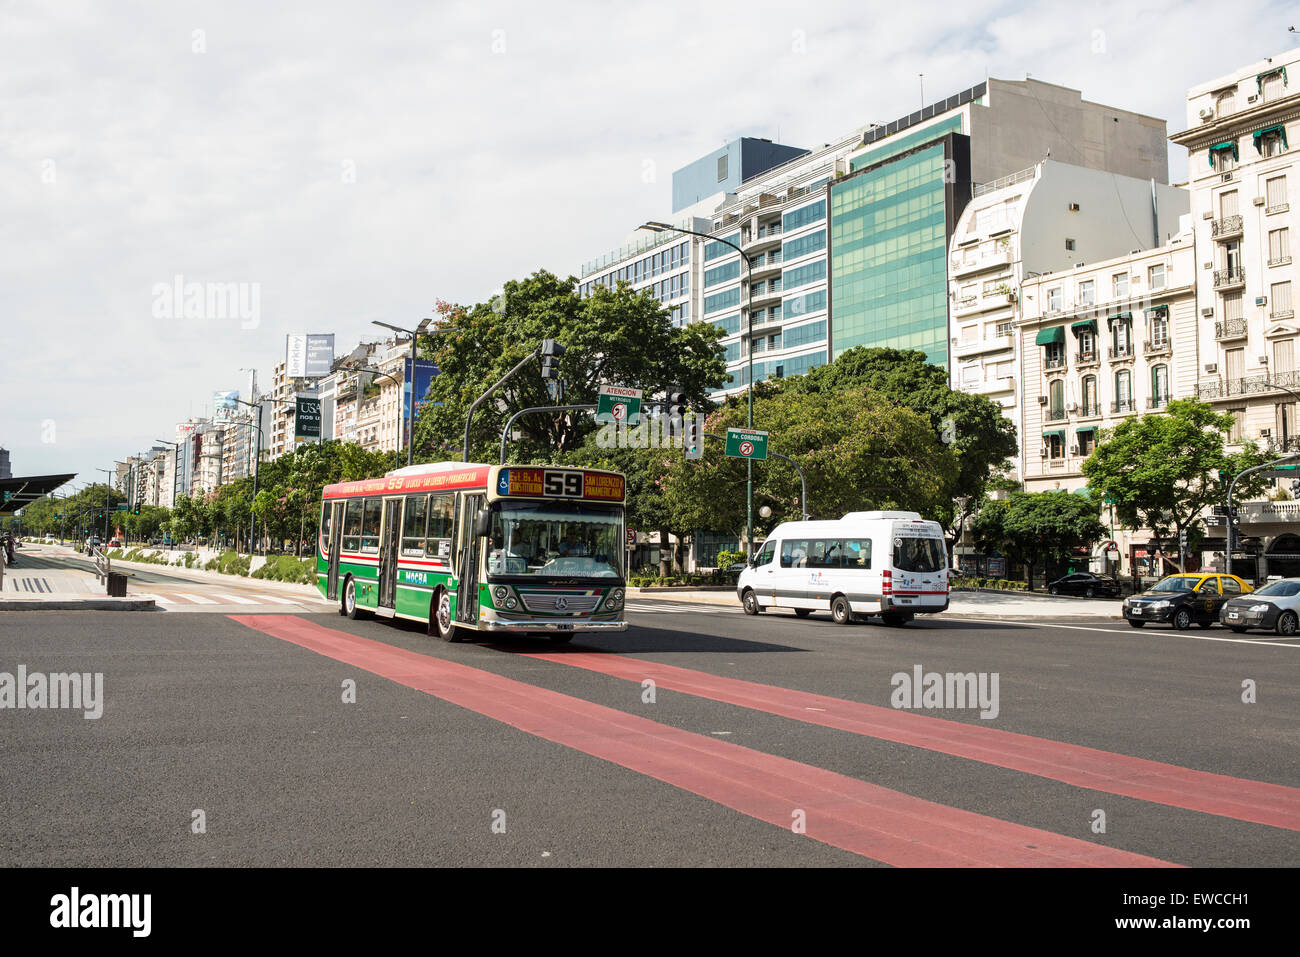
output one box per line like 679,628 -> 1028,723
919,73 -> 925,108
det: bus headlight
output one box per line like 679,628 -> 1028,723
494,585 -> 508,602
606,588 -> 625,610
505,597 -> 517,609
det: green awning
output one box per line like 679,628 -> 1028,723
1107,312 -> 1132,328
1070,319 -> 1098,335
1254,124 -> 1289,150
1145,304 -> 1168,317
1042,429 -> 1066,441
1257,66 -> 1288,94
1208,141 -> 1239,167
1076,426 -> 1097,436
1035,326 -> 1065,346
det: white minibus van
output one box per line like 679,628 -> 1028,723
736,511 -> 948,626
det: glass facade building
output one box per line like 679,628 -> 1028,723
829,130 -> 972,368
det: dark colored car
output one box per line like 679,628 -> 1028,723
1219,578 -> 1300,636
1123,573 -> 1253,630
1046,572 -> 1121,598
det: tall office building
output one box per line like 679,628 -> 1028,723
581,77 -> 1171,396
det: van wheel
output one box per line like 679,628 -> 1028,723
742,589 -> 760,615
432,588 -> 461,642
794,608 -> 812,618
830,596 -> 852,624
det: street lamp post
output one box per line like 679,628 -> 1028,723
641,221 -> 756,555
96,468 -> 115,542
229,400 -> 267,554
346,366 -> 404,470
372,318 -> 456,467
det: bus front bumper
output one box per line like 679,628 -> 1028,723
481,618 -> 629,633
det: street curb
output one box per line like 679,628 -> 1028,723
0,598 -> 156,611
97,555 -> 322,598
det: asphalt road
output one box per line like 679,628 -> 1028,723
1,601 -> 1297,867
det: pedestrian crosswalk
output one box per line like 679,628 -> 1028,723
624,601 -> 738,615
136,590 -> 331,611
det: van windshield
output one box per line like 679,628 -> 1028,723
894,537 -> 945,573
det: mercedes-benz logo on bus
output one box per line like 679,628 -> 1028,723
554,597 -> 568,610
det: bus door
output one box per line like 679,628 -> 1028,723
455,492 -> 486,624
376,496 -> 403,612
326,501 -> 344,601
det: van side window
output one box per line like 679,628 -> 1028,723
843,538 -> 871,568
781,539 -> 810,568
758,540 -> 776,566
808,539 -> 839,569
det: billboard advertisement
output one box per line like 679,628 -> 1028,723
213,390 -> 239,423
402,358 -> 440,443
295,396 -> 322,441
305,334 -> 334,377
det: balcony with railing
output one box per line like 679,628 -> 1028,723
1111,398 -> 1136,413
1108,344 -> 1134,360
1147,394 -> 1172,410
1045,355 -> 1066,371
1214,268 -> 1245,290
1045,408 -> 1068,422
1075,349 -> 1099,367
1143,337 -> 1172,356
1078,402 -> 1102,418
951,332 -> 1014,359
1211,214 -> 1243,239
748,251 -> 782,275
1215,318 -> 1248,340
1269,254 -> 1292,268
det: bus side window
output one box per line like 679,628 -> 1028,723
426,494 -> 454,561
844,538 -> 871,568
359,498 -> 382,553
342,498 -> 363,553
781,539 -> 809,568
402,494 -> 429,557
319,503 -> 332,555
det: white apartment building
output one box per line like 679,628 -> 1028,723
949,159 -> 1189,470
1170,47 -> 1300,579
1016,228 -> 1198,575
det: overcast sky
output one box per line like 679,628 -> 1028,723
2,0 -> 1293,486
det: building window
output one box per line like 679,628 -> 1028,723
1048,287 -> 1062,311
1112,318 -> 1132,355
1151,364 -> 1170,407
1081,375 -> 1098,415
1273,281 -> 1294,318
1275,338 -> 1295,374
1078,329 -> 1095,357
1115,369 -> 1133,412
1049,379 -> 1065,419
1219,190 -> 1240,218
1267,175 -> 1288,212
1270,228 -> 1291,265
1260,130 -> 1287,158
1065,238 -> 1076,251
1225,347 -> 1245,382
1112,273 -> 1129,299
717,154 -> 728,183
1045,340 -> 1065,369
1078,279 -> 1095,306
1079,429 -> 1098,456
1215,88 -> 1237,116
1149,313 -> 1169,348
1046,433 -> 1065,459
1148,263 -> 1166,290
1228,407 -> 1246,443
1223,290 -> 1244,321
1262,71 -> 1286,103
1212,144 -> 1238,171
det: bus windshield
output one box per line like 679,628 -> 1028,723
487,501 -> 624,579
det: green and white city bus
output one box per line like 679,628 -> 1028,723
317,461 -> 629,642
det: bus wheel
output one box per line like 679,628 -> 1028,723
432,588 -> 461,642
831,596 -> 852,625
548,632 -> 575,644
742,589 -> 760,615
342,577 -> 368,620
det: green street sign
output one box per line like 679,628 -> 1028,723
724,427 -> 769,461
115,504 -> 129,512
596,385 -> 642,425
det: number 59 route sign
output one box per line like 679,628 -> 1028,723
597,385 -> 642,425
724,427 -> 769,460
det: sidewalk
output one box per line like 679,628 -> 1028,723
630,587 -> 1123,619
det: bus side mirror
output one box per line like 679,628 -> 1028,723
473,508 -> 491,538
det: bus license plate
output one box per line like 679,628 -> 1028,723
898,598 -> 913,604
556,623 -> 574,631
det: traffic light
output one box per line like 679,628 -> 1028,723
683,417 -> 703,460
539,339 -> 566,380
132,504 -> 141,515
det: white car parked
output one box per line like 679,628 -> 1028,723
1219,577 -> 1300,635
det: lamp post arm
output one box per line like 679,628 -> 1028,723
464,347 -> 541,461
1225,451 -> 1300,576
499,405 -> 598,464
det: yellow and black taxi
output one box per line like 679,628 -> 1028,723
1123,573 -> 1253,630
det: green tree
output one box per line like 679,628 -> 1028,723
1081,399 -> 1270,567
970,490 -> 1108,589
412,274 -> 728,462
778,347 -> 1018,543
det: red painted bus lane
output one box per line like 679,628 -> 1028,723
518,648 -> 1300,833
230,615 -> 1173,867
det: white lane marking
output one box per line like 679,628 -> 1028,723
174,593 -> 218,605
945,616 -> 1300,649
260,595 -> 304,604
136,594 -> 175,605
212,593 -> 258,605
625,603 -> 687,613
